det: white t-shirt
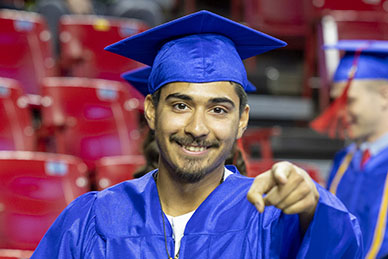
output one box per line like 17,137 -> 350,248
165,168 -> 234,257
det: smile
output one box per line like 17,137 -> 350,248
183,145 -> 207,152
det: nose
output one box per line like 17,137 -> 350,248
184,109 -> 210,138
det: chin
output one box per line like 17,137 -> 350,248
173,160 -> 215,183
174,169 -> 207,183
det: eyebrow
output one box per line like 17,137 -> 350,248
209,97 -> 235,108
165,93 -> 192,101
165,93 -> 235,108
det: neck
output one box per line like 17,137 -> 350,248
364,128 -> 388,144
156,163 -> 225,217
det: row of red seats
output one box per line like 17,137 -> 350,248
0,9 -> 150,258
0,9 -> 148,96
0,151 -> 145,257
0,76 -> 148,255
0,76 -> 145,178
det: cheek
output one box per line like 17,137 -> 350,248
210,117 -> 239,140
156,112 -> 190,134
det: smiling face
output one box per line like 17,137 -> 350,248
331,80 -> 388,142
144,81 -> 249,183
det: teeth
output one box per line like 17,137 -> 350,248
184,145 -> 206,152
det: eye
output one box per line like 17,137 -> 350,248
173,103 -> 189,110
212,107 -> 227,114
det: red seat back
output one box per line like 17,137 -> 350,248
241,128 -> 322,183
243,0 -> 313,38
313,0 -> 388,12
95,155 -> 145,190
41,77 -> 142,168
0,78 -> 34,151
241,127 -> 282,160
0,10 -> 56,94
0,151 -> 89,250
59,15 -> 148,82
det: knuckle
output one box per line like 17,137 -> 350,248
246,191 -> 254,201
300,184 -> 311,196
272,161 -> 289,170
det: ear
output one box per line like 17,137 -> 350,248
144,94 -> 156,130
237,104 -> 250,139
378,83 -> 388,110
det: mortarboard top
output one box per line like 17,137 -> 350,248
106,10 -> 286,94
121,66 -> 258,97
326,40 -> 388,82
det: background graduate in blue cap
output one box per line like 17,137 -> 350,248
32,11 -> 362,258
321,40 -> 388,258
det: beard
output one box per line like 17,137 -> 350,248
159,134 -> 226,183
174,158 -> 210,183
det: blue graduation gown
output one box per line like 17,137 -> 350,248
32,168 -> 362,258
327,145 -> 388,258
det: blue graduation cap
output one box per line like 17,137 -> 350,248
326,40 -> 388,82
121,67 -> 150,96
106,10 -> 286,94
122,66 -> 258,96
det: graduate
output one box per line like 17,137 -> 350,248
323,40 -> 388,258
31,11 -> 362,258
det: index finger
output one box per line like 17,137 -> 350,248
271,161 -> 294,185
247,169 -> 274,212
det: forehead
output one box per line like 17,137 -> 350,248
159,81 -> 240,102
331,79 -> 377,99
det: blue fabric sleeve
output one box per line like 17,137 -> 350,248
31,192 -> 99,259
297,183 -> 364,258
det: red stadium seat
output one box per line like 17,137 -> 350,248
40,77 -> 142,168
243,0 -> 312,40
242,127 -> 281,160
241,128 -> 322,183
0,151 -> 89,250
95,155 -> 145,190
58,15 -> 148,82
241,0 -> 316,96
0,9 -> 56,94
0,77 -> 35,151
313,0 -> 388,13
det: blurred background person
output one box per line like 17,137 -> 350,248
316,40 -> 388,258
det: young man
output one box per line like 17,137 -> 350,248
31,11 -> 362,258
325,40 -> 388,258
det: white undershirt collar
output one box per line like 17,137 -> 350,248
165,167 -> 234,256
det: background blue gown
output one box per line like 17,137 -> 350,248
32,167 -> 362,258
327,145 -> 388,258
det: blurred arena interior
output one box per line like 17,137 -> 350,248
1,0 -> 386,255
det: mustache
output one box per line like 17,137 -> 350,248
170,134 -> 220,148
